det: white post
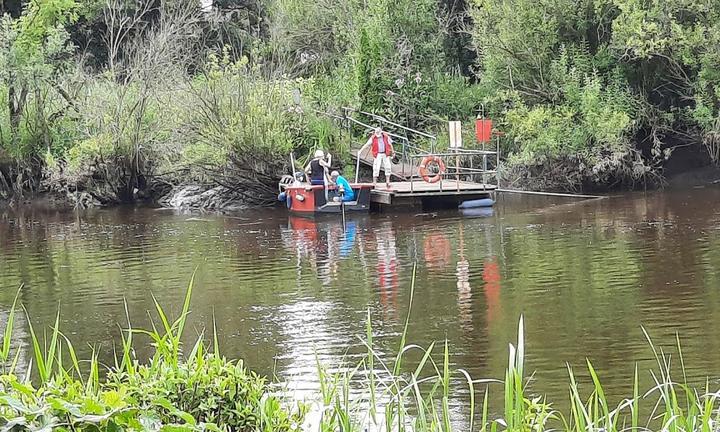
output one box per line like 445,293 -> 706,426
449,121 -> 462,190
449,121 -> 463,150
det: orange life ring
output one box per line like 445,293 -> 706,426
419,156 -> 446,183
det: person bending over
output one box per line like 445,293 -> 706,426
331,171 -> 355,202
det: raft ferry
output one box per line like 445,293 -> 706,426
278,179 -> 374,215
278,175 -> 496,215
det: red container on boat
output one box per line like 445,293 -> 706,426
475,118 -> 493,143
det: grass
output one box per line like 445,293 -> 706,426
312,268 -> 720,432
314,315 -> 720,431
0,275 -> 305,431
2,271 -> 720,431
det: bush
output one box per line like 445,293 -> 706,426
111,355 -> 302,431
0,281 -> 305,431
491,48 -> 648,190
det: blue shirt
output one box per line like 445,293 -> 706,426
335,176 -> 355,201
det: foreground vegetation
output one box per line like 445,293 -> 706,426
317,277 -> 720,432
3,273 -> 720,431
0,280 -> 306,431
3,0 -> 720,202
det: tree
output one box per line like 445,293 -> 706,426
0,0 -> 79,194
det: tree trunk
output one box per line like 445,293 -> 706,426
8,82 -> 28,142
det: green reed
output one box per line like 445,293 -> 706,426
0,274 -> 304,431
314,268 -> 720,432
4,272 -> 720,430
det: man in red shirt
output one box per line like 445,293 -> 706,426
361,127 -> 395,189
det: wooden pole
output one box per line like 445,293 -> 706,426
341,200 -> 347,233
355,148 -> 362,184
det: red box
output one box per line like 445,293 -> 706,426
475,119 -> 493,143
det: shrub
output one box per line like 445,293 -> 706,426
111,355 -> 303,431
0,281 -> 305,431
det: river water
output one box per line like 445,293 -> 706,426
2,188 -> 720,420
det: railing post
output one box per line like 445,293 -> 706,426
496,134 -> 501,188
483,154 -> 488,186
355,145 -> 362,184
411,157 -> 415,193
470,153 -> 474,184
456,150 -> 460,192
403,139 -> 408,178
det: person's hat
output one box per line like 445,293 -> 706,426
314,149 -> 325,158
331,170 -> 340,178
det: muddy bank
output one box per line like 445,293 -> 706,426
666,166 -> 720,189
6,163 -> 720,212
1,184 -> 254,212
0,193 -> 76,213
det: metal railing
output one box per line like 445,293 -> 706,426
345,114 -> 432,183
405,147 -> 500,193
310,106 -> 500,188
344,107 -> 438,151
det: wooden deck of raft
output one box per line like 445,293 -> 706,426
371,180 -> 496,206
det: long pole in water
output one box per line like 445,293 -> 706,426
341,200 -> 347,233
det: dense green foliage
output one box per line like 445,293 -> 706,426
3,0 -> 720,199
470,0 -> 720,188
0,281 -> 305,431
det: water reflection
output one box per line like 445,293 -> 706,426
456,224 -> 473,333
3,189 -> 720,417
375,222 -> 399,321
482,258 -> 501,326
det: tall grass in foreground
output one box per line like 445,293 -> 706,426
2,273 -> 720,431
0,278 -> 305,431
314,271 -> 720,432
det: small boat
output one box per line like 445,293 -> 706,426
279,179 -> 374,215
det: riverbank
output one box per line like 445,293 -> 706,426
0,185 -> 253,212
0,191 -> 113,213
5,162 -> 720,213
5,0 -> 720,218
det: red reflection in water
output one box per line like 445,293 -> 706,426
288,217 -> 319,250
482,258 -> 501,324
424,232 -> 451,271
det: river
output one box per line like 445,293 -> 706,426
2,188 -> 720,422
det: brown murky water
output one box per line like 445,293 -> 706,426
2,188 -> 720,420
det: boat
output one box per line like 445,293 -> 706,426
278,176 -> 374,215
